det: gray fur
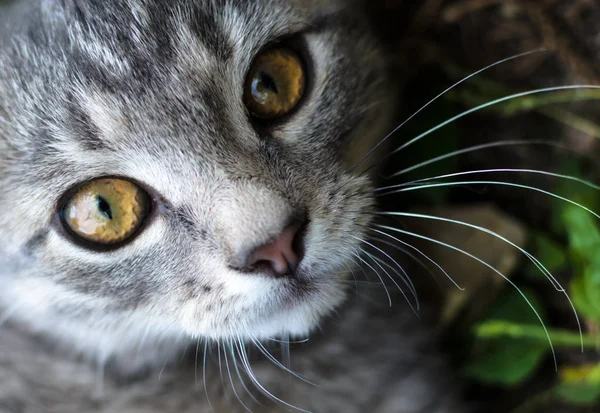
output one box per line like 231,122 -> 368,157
0,1 -> 462,411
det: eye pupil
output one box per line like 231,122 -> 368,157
97,196 -> 112,220
243,48 -> 305,120
61,178 -> 149,247
259,71 -> 278,94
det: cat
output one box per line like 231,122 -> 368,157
0,0 -> 463,412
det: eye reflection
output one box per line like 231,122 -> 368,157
62,178 -> 150,246
243,48 -> 306,119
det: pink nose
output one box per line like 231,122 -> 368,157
243,224 -> 302,277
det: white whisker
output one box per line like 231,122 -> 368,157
347,49 -> 546,173
203,340 -> 215,413
386,140 -> 572,179
377,211 -> 583,350
387,168 -> 600,192
224,339 -> 254,413
377,224 -> 558,369
366,226 -> 464,290
376,180 -> 600,221
352,251 -> 392,306
239,334 -> 313,413
232,340 -> 262,406
249,332 -> 317,387
364,251 -> 419,316
357,236 -> 420,312
194,338 -> 201,388
369,235 -> 442,285
389,85 -> 600,157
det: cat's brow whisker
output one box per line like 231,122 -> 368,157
376,180 -> 600,221
388,85 -> 600,158
352,252 -> 392,307
356,236 -> 420,312
376,211 -> 583,350
386,140 -> 572,179
347,48 -> 546,173
376,224 -> 558,370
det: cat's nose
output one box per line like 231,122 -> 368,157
239,223 -> 304,277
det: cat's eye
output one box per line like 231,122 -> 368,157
243,48 -> 306,119
61,178 -> 150,246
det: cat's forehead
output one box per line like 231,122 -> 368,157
1,0 -> 382,205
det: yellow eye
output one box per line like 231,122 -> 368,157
62,178 -> 150,245
243,48 -> 306,119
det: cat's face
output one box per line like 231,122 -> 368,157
0,0 -> 392,349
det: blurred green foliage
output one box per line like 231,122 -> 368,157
443,65 -> 600,410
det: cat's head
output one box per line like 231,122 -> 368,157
0,0 -> 393,354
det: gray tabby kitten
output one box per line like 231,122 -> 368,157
0,0 -> 461,412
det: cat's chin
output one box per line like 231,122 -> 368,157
179,279 -> 348,342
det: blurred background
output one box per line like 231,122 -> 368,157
366,1 -> 600,412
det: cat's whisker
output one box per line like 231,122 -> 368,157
239,334 -> 313,413
381,168 -> 600,192
203,340 -> 215,413
232,340 -> 262,407
375,180 -> 600,221
364,226 -> 464,291
387,85 -> 600,158
264,336 -> 310,345
224,339 -> 254,413
194,338 -> 201,388
352,251 -> 392,307
355,235 -> 420,312
376,210 -> 583,350
386,140 -> 572,180
281,333 -> 291,378
248,332 -> 317,387
337,280 -> 390,286
368,234 -> 440,285
158,332 -> 183,382
369,253 -> 420,317
347,49 -> 546,174
376,224 -> 558,369
350,247 -> 373,283
218,341 -> 226,389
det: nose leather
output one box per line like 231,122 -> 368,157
243,224 -> 300,276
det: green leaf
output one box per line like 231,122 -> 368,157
464,289 -> 549,386
474,320 -> 597,349
556,364 -> 600,405
464,338 -> 547,386
562,205 -> 600,323
524,232 -> 567,281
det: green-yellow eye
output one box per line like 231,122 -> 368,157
243,48 -> 306,119
62,178 -> 150,245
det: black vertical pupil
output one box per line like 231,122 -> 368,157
97,196 -> 113,220
259,71 -> 278,94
